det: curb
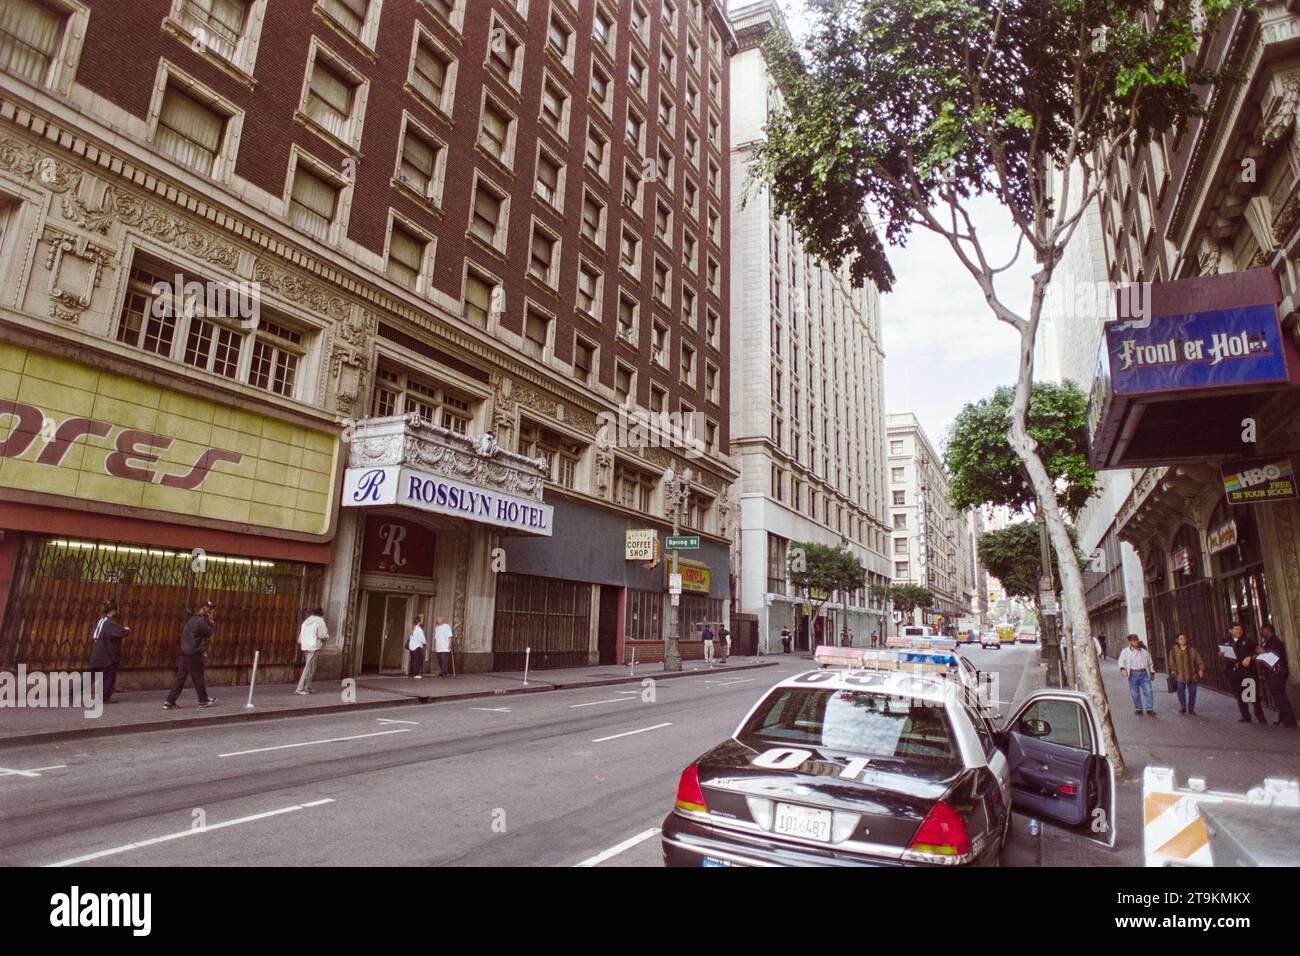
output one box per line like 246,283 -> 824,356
0,660 -> 780,750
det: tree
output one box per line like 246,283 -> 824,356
750,0 -> 1242,775
870,582 -> 935,636
789,542 -> 866,641
946,382 -> 1096,518
979,521 -> 1082,619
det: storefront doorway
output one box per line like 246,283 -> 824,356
361,592 -> 415,674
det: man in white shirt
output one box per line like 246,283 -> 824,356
1117,633 -> 1156,716
433,616 -> 454,677
408,615 -> 428,679
295,606 -> 329,695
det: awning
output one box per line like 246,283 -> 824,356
1087,269 -> 1300,470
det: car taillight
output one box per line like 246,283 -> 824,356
1060,783 -> 1078,796
907,801 -> 970,856
674,765 -> 708,813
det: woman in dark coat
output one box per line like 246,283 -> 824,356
88,600 -> 129,703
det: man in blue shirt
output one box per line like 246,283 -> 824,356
701,624 -> 715,664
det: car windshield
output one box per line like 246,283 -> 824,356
739,687 -> 959,765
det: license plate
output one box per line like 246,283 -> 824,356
773,803 -> 833,842
701,857 -> 736,867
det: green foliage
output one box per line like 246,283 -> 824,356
945,381 -> 1096,517
789,542 -> 866,609
750,0 -> 1242,289
880,583 -> 936,615
978,522 -> 1082,602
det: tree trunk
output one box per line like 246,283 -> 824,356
1004,316 -> 1127,777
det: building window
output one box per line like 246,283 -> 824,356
891,466 -> 904,481
684,128 -> 698,165
660,42 -> 675,83
651,320 -> 669,367
623,160 -> 644,213
319,0 -> 366,37
486,16 -> 523,91
895,561 -> 909,577
585,122 -> 609,178
592,4 -> 614,55
546,10 -> 573,67
615,361 -> 634,404
523,306 -> 552,359
658,89 -> 674,129
287,159 -> 340,241
682,284 -> 697,326
706,257 -> 719,295
893,513 -> 906,529
589,60 -> 612,115
409,29 -> 454,114
303,49 -> 360,144
479,95 -> 516,166
374,364 -> 475,433
628,51 -> 646,97
576,259 -> 602,319
768,535 -> 787,594
616,464 -> 654,512
890,440 -> 904,454
653,258 -> 671,306
656,143 -> 674,187
892,489 -> 905,505
248,319 -> 303,397
386,219 -> 429,290
706,309 -> 718,348
540,73 -> 569,136
650,383 -> 667,413
894,537 -> 908,555
396,117 -> 445,205
520,420 -> 582,488
705,362 -> 718,403
528,221 -> 559,287
620,225 -> 640,274
153,83 -> 227,176
705,419 -> 717,452
534,146 -> 563,209
573,335 -> 596,387
681,343 -> 696,387
176,0 -> 249,63
617,293 -> 638,343
578,191 -> 607,248
629,1 -> 648,44
462,266 -> 498,329
625,107 -> 644,153
470,176 -> 508,250
683,178 -> 698,216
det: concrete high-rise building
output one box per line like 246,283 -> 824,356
0,0 -> 740,684
886,412 -> 970,629
726,0 -> 890,651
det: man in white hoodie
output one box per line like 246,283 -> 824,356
295,607 -> 329,695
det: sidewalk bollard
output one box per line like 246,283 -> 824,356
246,650 -> 259,709
523,646 -> 530,686
629,645 -> 635,677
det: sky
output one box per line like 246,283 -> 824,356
748,0 -> 1037,453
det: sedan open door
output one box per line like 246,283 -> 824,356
1000,690 -> 1116,848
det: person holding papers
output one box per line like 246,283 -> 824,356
1258,624 -> 1296,728
1222,622 -> 1266,724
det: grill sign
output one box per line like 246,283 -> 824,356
1222,456 -> 1297,505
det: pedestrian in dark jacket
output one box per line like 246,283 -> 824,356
1222,622 -> 1265,724
1167,632 -> 1204,716
88,600 -> 129,703
164,600 -> 218,709
1258,624 -> 1297,728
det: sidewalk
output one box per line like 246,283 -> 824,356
0,656 -> 779,749
1035,656 -> 1300,866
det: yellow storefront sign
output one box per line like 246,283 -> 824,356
0,343 -> 338,536
665,559 -> 711,594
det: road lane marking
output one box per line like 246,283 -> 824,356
470,706 -> 512,713
45,798 -> 335,867
706,678 -> 755,687
570,697 -> 637,708
0,764 -> 67,778
615,690 -> 641,695
218,729 -> 411,757
376,718 -> 420,725
592,722 -> 672,743
575,827 -> 661,867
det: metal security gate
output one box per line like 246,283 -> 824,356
492,572 -> 592,670
0,535 -> 323,672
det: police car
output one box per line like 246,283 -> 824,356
814,644 -> 988,702
661,668 -> 1116,867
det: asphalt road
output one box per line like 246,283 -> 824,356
0,645 -> 1038,867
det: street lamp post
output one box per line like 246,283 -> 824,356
663,466 -> 692,673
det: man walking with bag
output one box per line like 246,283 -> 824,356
1168,632 -> 1204,715
1118,633 -> 1156,716
163,600 -> 217,709
295,606 -> 329,695
88,600 -> 129,704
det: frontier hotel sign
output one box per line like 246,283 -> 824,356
342,466 -> 554,536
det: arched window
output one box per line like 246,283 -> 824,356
1171,525 -> 1204,585
1207,498 -> 1263,576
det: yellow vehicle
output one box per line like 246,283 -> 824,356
996,623 -> 1016,644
